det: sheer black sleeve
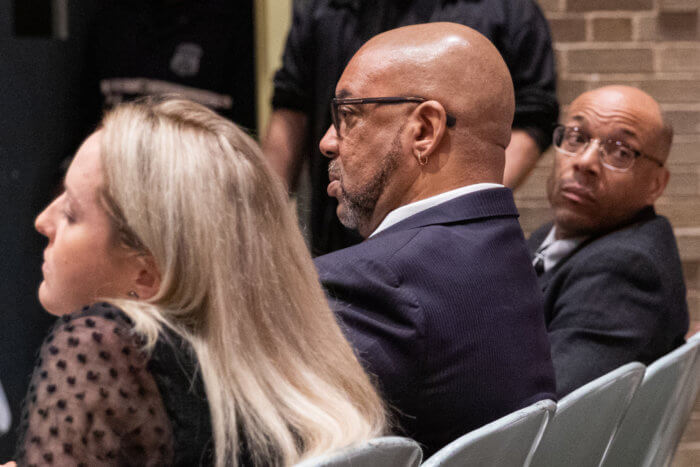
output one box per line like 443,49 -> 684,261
15,303 -> 174,466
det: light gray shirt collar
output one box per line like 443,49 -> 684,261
533,227 -> 587,272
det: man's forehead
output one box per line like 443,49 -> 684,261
335,65 -> 392,98
336,45 -> 411,95
567,114 -> 638,137
568,89 -> 661,124
335,60 -> 368,97
565,91 -> 663,139
563,88 -> 672,167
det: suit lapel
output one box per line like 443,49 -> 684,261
537,268 -> 552,291
534,205 -> 658,292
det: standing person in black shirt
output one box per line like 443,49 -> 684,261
83,0 -> 257,132
263,0 -> 559,256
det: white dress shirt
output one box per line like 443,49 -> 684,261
370,183 -> 504,237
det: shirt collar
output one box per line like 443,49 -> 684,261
370,183 -> 504,237
534,227 -> 587,272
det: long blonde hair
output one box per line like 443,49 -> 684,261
98,98 -> 386,466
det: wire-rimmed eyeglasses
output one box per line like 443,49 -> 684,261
330,96 -> 457,137
553,124 -> 664,172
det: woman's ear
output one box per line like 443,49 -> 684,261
411,101 -> 448,160
130,254 -> 161,300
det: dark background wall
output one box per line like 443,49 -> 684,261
0,0 -> 98,458
1,1 -> 257,459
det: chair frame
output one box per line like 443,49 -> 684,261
530,361 -> 646,467
648,333 -> 700,467
421,399 -> 556,467
293,436 -> 423,467
601,339 -> 699,467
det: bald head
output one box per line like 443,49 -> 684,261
344,23 -> 515,150
319,23 -> 516,237
569,85 -> 673,163
548,85 -> 673,239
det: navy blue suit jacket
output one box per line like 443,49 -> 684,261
315,188 -> 556,455
528,207 -> 689,397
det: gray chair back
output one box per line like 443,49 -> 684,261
294,436 -> 422,467
602,338 -> 699,467
421,399 -> 556,467
649,332 -> 700,467
530,362 -> 645,467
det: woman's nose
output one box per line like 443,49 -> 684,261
35,197 -> 58,239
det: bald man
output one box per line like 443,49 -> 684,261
314,23 -> 555,454
529,86 -> 689,398
264,0 -> 557,257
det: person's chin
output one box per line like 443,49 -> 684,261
37,283 -> 63,316
553,209 -> 597,237
336,203 -> 357,230
37,285 -> 52,314
336,202 -> 349,223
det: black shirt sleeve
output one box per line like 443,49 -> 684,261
271,0 -> 559,151
505,0 -> 559,151
271,0 -> 317,113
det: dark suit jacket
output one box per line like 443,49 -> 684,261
315,188 -> 556,456
528,206 -> 689,398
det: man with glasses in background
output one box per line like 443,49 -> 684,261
529,85 -> 689,398
314,23 -> 556,455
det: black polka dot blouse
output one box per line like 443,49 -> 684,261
15,303 -> 213,466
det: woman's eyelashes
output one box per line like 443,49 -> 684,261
62,197 -> 76,224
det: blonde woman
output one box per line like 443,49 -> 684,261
11,98 -> 386,466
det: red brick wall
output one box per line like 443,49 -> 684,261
524,1 -> 700,464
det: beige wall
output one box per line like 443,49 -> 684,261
254,0 -> 293,136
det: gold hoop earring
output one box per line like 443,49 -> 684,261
128,291 -> 139,299
417,151 -> 428,166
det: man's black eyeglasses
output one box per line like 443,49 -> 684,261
330,96 -> 457,137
